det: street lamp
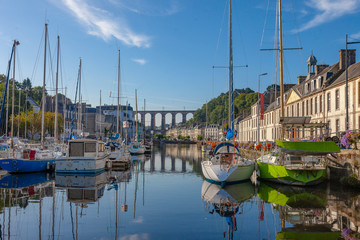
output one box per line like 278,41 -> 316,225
258,73 -> 268,143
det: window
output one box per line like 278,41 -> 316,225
327,93 -> 331,112
336,119 -> 340,134
358,82 -> 360,105
85,142 -> 96,152
297,103 -> 299,117
319,95 -> 322,113
336,89 -> 340,110
302,102 -> 304,116
313,80 -> 316,90
306,100 -> 309,115
315,97 -> 317,114
310,98 -> 313,115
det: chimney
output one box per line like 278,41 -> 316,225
297,76 -> 306,85
315,64 -> 329,75
339,49 -> 356,70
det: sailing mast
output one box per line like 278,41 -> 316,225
117,50 -> 121,136
63,87 -> 67,144
41,24 -> 48,147
17,89 -> 21,138
278,0 -> 284,139
99,90 -> 102,138
11,40 -> 20,148
77,59 -> 82,137
228,0 -> 234,131
135,89 -> 138,142
54,36 -> 60,143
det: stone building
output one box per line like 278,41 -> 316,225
238,49 -> 360,142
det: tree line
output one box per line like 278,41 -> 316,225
0,74 -> 69,138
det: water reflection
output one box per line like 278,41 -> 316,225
0,145 -> 360,239
258,182 -> 341,240
201,181 -> 255,239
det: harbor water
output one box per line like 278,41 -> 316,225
0,144 -> 358,239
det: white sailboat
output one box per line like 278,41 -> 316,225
201,0 -> 254,185
129,89 -> 145,155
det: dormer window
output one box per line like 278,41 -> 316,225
318,76 -> 323,88
276,97 -> 280,106
313,79 -> 316,90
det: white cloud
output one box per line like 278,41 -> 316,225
350,32 -> 360,39
60,0 -> 151,47
132,216 -> 144,223
118,233 -> 150,240
109,0 -> 181,16
132,59 -> 147,65
298,0 -> 360,32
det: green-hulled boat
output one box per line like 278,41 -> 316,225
276,140 -> 340,155
257,119 -> 340,186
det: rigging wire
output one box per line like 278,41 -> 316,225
31,28 -> 45,87
290,0 -> 304,73
211,0 -> 229,98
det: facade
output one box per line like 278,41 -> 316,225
238,49 -> 360,143
204,124 -> 221,140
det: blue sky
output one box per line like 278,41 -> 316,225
1,0 -> 360,113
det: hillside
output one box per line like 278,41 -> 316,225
189,88 -> 258,125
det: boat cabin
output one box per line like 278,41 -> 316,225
68,139 -> 106,158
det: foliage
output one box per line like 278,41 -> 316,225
197,135 -> 203,141
10,110 -> 64,139
189,87 -> 263,125
153,133 -> 165,140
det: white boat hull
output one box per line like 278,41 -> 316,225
201,160 -> 255,183
56,156 -> 107,174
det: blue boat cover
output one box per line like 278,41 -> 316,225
109,133 -> 119,140
213,142 -> 239,154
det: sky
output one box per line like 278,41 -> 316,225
1,0 -> 360,116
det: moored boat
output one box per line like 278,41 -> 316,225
202,142 -> 254,184
55,139 -> 109,174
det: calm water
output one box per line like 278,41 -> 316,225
0,144 -> 359,240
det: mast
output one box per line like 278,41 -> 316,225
117,50 -> 120,135
135,89 -> 138,142
228,0 -> 234,130
17,89 -> 21,138
63,87 -> 67,144
99,90 -> 102,138
278,0 -> 284,125
77,59 -> 82,137
0,43 -> 15,137
54,36 -> 60,143
143,99 -> 146,142
11,40 -> 19,148
41,24 -> 48,147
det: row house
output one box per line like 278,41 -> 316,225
238,49 -> 360,143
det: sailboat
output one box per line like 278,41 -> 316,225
0,25 -> 63,173
256,0 -> 340,186
201,0 -> 255,185
129,89 -> 145,155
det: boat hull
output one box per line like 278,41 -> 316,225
0,158 -> 55,173
201,161 -> 255,183
55,156 -> 107,174
129,145 -> 145,155
257,161 -> 326,186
